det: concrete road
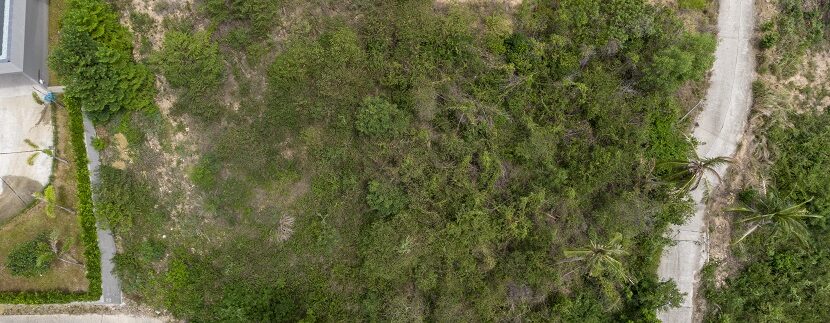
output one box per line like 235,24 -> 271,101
82,115 -> 123,305
0,80 -> 52,221
0,314 -> 161,323
657,0 -> 755,322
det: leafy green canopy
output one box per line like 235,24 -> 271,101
49,0 -> 155,122
98,0 -> 716,321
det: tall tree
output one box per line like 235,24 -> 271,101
563,232 -> 633,284
731,190 -> 822,245
660,151 -> 731,191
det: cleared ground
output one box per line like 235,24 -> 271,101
0,82 -> 53,221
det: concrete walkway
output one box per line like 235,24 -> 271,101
656,0 -> 755,322
0,314 -> 161,323
82,115 -> 123,305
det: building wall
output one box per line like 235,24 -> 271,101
0,0 -> 47,88
21,0 -> 46,85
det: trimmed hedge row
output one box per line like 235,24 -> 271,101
0,101 -> 102,303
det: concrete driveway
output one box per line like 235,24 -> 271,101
0,79 -> 52,222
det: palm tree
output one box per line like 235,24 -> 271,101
563,233 -> 633,284
660,151 -> 732,191
731,190 -> 822,246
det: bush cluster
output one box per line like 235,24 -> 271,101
151,30 -> 224,122
49,0 -> 155,122
6,233 -> 55,277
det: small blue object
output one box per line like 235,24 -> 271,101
44,92 -> 56,104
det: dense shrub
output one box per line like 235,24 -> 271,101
152,31 -> 223,94
190,154 -> 220,191
759,0 -> 830,76
6,233 -> 55,277
678,0 -> 707,10
366,180 -> 408,219
151,30 -> 224,121
355,97 -> 410,138
642,33 -> 716,92
49,0 -> 155,122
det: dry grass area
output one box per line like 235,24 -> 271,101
0,107 -> 87,292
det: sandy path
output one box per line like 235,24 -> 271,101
656,0 -> 756,322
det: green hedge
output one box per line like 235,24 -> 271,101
0,101 -> 102,303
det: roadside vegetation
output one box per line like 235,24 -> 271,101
52,0 -> 721,321
703,0 -> 830,321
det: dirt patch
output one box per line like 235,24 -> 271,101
111,133 -> 132,170
0,300 -> 175,321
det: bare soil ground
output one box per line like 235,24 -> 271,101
0,301 -> 174,321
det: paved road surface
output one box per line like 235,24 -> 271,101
656,0 -> 755,322
0,314 -> 160,323
83,115 -> 123,305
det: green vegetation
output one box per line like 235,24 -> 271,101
563,232 -> 634,285
0,101 -> 100,303
678,0 -> 707,11
6,233 -> 55,277
49,0 -> 155,121
731,190 -> 821,245
72,0 -> 719,321
704,112 -> 830,321
757,0 -> 830,76
151,30 -> 224,121
660,153 -> 732,191
703,3 -> 830,318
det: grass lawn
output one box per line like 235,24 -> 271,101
0,106 -> 87,292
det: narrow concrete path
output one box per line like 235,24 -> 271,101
82,116 -> 123,305
657,0 -> 755,322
